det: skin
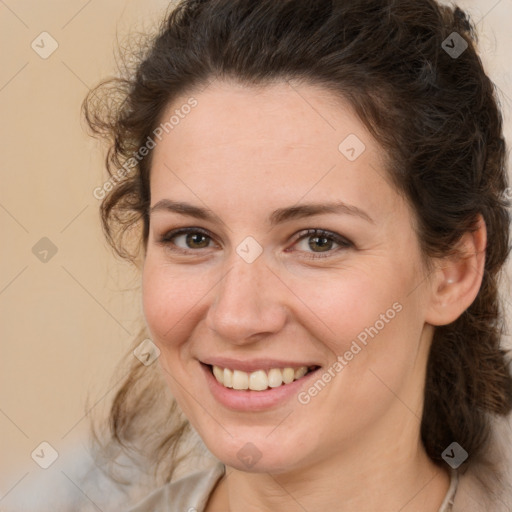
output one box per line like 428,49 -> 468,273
142,80 -> 487,511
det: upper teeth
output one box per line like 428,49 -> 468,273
212,365 -> 310,391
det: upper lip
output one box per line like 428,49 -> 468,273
200,357 -> 321,373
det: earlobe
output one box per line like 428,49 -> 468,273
425,214 -> 487,326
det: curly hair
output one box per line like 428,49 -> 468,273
83,0 -> 512,485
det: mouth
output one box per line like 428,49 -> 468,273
203,363 -> 321,392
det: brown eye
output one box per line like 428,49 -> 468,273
159,228 -> 215,251
308,235 -> 334,252
184,232 -> 210,249
292,229 -> 353,259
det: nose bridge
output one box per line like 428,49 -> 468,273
206,254 -> 286,342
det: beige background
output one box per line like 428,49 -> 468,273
1,0 -> 511,505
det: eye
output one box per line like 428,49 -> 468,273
290,229 -> 353,259
157,226 -> 352,259
158,227 -> 216,252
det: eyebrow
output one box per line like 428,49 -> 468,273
150,199 -> 374,225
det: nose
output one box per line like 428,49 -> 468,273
205,256 -> 288,344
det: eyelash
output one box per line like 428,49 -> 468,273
158,227 -> 353,260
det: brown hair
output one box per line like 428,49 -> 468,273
84,0 -> 512,485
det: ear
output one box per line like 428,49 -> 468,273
424,214 -> 487,327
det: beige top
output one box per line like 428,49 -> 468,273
126,462 -> 460,512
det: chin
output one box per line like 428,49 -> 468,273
202,431 -> 310,474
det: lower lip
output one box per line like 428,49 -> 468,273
200,362 -> 321,412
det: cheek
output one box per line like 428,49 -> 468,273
141,261 -> 210,416
297,269 -> 401,350
322,281 -> 425,414
142,268 -> 174,341
141,258 -> 205,350
302,265 -> 421,392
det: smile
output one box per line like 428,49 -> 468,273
209,364 -> 319,391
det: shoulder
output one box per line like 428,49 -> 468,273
453,467 -> 512,511
452,414 -> 512,512
126,461 -> 226,512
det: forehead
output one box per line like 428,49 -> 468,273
154,80 -> 369,157
150,80 -> 398,218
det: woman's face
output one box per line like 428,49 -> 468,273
143,80 -> 435,473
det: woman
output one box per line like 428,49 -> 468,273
84,0 -> 512,510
